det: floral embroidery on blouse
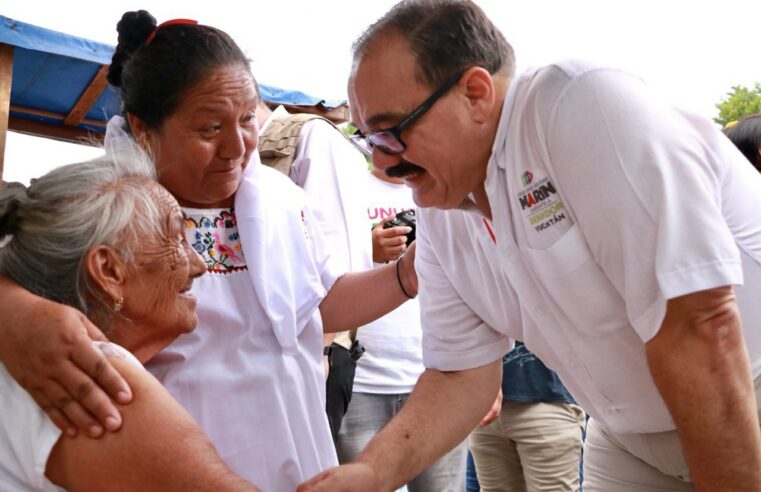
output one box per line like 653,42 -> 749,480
183,208 -> 247,275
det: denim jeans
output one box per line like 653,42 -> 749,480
466,450 -> 480,492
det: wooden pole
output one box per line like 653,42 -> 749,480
0,43 -> 13,186
8,117 -> 103,146
10,104 -> 106,128
63,65 -> 109,127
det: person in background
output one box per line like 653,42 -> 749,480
300,0 -> 761,490
0,11 -> 416,491
0,153 -> 261,491
469,343 -> 585,492
256,101 -> 372,442
336,166 -> 467,491
724,113 -> 761,172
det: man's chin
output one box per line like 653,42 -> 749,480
412,190 -> 448,210
413,188 -> 476,212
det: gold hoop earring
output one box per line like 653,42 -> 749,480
113,297 -> 124,313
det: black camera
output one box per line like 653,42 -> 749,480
383,209 -> 416,245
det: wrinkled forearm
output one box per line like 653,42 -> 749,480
647,290 -> 761,491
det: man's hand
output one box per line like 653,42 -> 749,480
479,388 -> 502,427
297,463 -> 384,492
372,216 -> 411,263
0,277 -> 131,437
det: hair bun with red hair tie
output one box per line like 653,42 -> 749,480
145,18 -> 199,46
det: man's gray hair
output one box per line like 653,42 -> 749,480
352,0 -> 515,88
0,148 -> 162,320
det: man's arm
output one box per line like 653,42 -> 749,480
646,286 -> 761,491
0,275 -> 130,436
298,359 -> 501,491
46,357 -> 260,492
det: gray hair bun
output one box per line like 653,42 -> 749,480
0,183 -> 28,238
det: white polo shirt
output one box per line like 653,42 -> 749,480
417,207 -> 518,371
422,60 -> 761,434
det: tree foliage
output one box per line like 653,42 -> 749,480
714,83 -> 761,127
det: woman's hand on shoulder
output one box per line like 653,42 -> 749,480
0,277 -> 131,437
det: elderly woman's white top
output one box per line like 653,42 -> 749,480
146,163 -> 342,491
0,342 -> 140,491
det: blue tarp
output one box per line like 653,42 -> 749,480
259,83 -> 345,111
1,15 -> 346,137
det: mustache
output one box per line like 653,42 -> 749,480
385,161 -> 425,179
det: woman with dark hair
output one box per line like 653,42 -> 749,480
0,153 -> 263,491
724,113 -> 761,172
0,10 -> 415,491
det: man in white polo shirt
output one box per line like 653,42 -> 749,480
298,1 -> 761,491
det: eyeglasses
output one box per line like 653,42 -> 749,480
365,69 -> 467,155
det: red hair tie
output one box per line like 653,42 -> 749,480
145,18 -> 199,46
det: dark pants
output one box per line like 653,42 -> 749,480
325,340 -> 364,443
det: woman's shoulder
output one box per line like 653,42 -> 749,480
237,163 -> 307,211
257,163 -> 303,193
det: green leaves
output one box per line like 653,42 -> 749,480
715,83 -> 761,127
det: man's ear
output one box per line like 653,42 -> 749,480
461,67 -> 496,124
84,245 -> 128,304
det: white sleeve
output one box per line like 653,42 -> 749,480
417,214 -> 511,371
290,120 -> 371,273
0,366 -> 62,490
301,203 -> 344,293
546,68 -> 742,341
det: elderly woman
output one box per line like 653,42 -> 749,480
0,154 -> 262,491
0,11 -> 416,491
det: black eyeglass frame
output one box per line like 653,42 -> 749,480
365,68 -> 468,155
